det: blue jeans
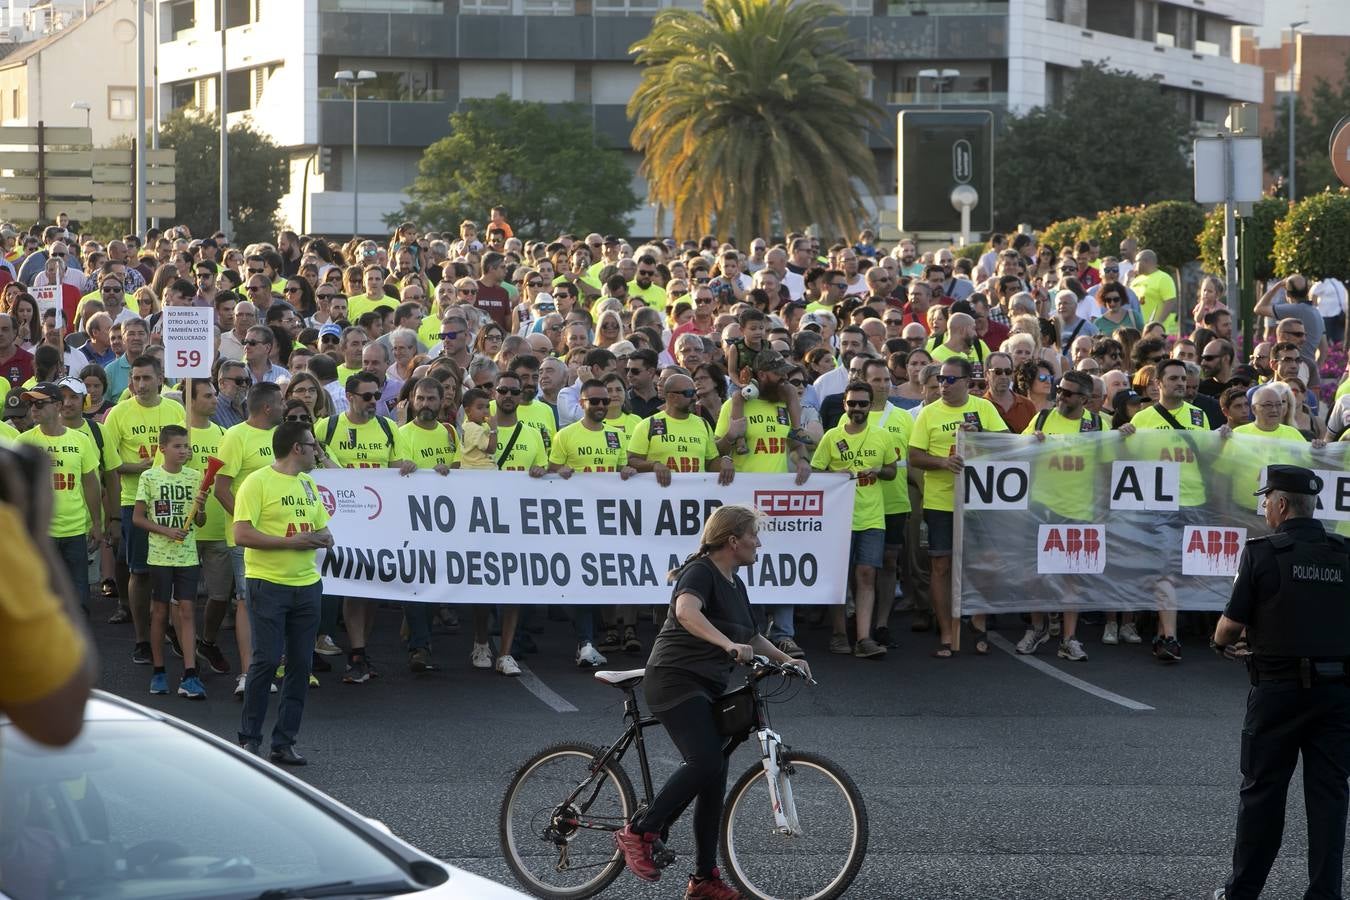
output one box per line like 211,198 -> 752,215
765,605 -> 795,642
54,534 -> 89,613
572,605 -> 597,647
239,578 -> 321,751
404,602 -> 434,651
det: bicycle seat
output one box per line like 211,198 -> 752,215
593,668 -> 645,690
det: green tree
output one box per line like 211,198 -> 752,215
395,96 -> 636,238
1197,197 -> 1284,281
158,109 -> 288,242
1129,200 -> 1205,269
1264,55 -> 1350,199
628,0 -> 882,242
1272,189 -> 1350,280
1039,217 -> 1089,254
996,64 -> 1192,229
1078,207 -> 1138,260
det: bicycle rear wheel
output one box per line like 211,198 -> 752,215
719,749 -> 867,900
499,741 -> 636,900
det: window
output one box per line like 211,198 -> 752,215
9,89 -> 18,120
170,81 -> 195,112
166,0 -> 194,39
459,0 -> 511,12
592,0 -> 659,14
108,87 -> 135,121
225,70 -> 251,113
321,60 -> 442,102
215,0 -> 255,29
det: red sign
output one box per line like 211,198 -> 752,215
1181,526 -> 1246,577
1036,524 -> 1106,574
753,490 -> 824,516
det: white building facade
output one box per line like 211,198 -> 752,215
153,0 -> 1264,240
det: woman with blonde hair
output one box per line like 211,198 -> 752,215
614,504 -> 809,892
596,308 -> 626,348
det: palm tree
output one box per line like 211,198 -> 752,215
628,0 -> 882,242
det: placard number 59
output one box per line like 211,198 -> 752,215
176,349 -> 202,368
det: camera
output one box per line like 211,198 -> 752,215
740,380 -> 760,401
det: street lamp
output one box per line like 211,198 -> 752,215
917,68 -> 961,110
70,100 -> 91,130
1287,21 -> 1307,202
334,69 -> 376,238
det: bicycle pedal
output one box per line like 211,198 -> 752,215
653,847 -> 677,869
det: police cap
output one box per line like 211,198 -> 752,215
1255,464 -> 1323,497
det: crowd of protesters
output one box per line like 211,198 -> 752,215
2,210 -> 1347,705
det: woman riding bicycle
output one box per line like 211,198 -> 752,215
614,505 -> 812,899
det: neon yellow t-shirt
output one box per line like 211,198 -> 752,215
604,412 -> 642,445
930,340 -> 993,377
909,395 -> 1008,511
627,410 -> 719,473
549,421 -> 627,472
101,397 -> 187,506
1128,401 -> 1207,506
1020,407 -> 1106,521
136,465 -> 201,568
1224,424 -> 1310,511
233,465 -> 329,586
628,281 -> 668,310
73,419 -> 122,472
335,364 -> 362,386
810,423 -> 893,530
496,417 -> 549,471
0,418 -> 18,441
346,292 -> 396,321
400,419 -> 458,469
16,426 -> 98,537
1130,270 -> 1178,335
316,413 -> 406,469
216,421 -> 276,548
190,421 -> 228,542
869,405 -> 913,515
715,397 -> 792,473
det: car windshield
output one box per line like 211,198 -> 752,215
0,718 -> 411,900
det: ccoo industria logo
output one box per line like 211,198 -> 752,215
752,490 -> 824,533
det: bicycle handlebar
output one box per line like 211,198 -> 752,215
727,652 -> 817,685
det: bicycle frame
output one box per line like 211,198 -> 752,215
556,663 -> 800,838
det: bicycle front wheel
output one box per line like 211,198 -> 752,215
720,749 -> 868,900
499,741 -> 636,900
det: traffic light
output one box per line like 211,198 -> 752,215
317,147 -> 333,174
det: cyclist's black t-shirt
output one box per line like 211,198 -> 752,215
644,557 -> 757,713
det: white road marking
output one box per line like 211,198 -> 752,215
514,661 -> 579,713
988,633 -> 1155,711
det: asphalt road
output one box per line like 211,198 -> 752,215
91,604 -> 1339,900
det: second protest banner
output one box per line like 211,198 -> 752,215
312,469 -> 855,604
954,430 -> 1350,614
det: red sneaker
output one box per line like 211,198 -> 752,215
613,824 -> 661,882
685,867 -> 742,899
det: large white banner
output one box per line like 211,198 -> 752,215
311,470 -> 856,605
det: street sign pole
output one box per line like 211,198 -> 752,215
1222,134 -> 1238,315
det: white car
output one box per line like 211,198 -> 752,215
0,690 -> 528,900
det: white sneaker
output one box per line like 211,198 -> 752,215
234,673 -> 246,696
1058,638 -> 1088,662
1016,628 -> 1049,655
470,642 -> 493,669
1102,622 -> 1119,645
1119,622 -> 1142,644
496,654 -> 521,677
576,642 -> 607,668
315,634 -> 342,656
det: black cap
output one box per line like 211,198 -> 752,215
1227,365 -> 1259,386
602,235 -> 620,245
2,393 -> 28,418
752,349 -> 793,374
21,382 -> 61,403
1255,464 -> 1323,497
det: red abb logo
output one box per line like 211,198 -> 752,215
1185,529 -> 1242,561
754,490 -> 824,516
1041,527 -> 1101,556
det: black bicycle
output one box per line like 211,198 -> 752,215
498,656 -> 867,900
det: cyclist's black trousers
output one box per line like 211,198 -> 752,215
632,696 -> 727,876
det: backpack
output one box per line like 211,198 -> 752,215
323,414 -> 395,451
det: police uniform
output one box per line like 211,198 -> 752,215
1220,465 -> 1350,900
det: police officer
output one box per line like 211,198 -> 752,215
1213,464 -> 1350,900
